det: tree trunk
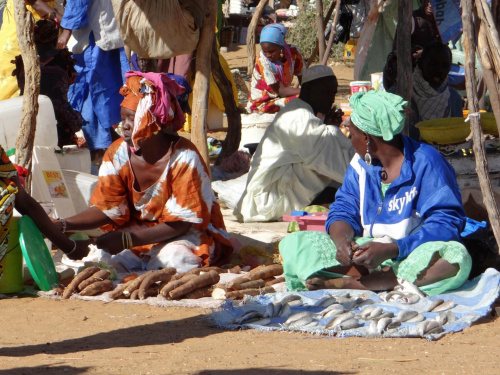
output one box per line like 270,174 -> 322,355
14,1 -> 40,180
315,0 -> 325,62
191,0 -> 217,170
396,0 -> 412,136
212,40 -> 242,166
296,0 -> 306,12
463,0 -> 500,251
321,0 -> 342,66
246,0 -> 269,75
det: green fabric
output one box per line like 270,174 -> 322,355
380,182 -> 391,201
350,91 -> 408,141
286,205 -> 328,233
279,231 -> 472,296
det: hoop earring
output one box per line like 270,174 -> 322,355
364,140 -> 372,166
280,50 -> 284,58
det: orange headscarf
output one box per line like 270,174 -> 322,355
120,73 -> 185,150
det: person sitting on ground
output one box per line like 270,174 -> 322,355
279,90 -> 472,296
247,23 -> 304,114
53,72 -> 233,272
0,146 -> 91,282
234,65 -> 353,222
13,18 -> 83,148
390,41 -> 463,140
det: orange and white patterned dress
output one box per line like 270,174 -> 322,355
90,137 -> 233,269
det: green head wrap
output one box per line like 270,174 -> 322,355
349,91 -> 408,141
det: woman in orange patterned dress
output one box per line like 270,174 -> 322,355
54,72 -> 233,272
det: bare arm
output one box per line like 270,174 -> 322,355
95,221 -> 193,254
269,81 -> 301,98
14,176 -> 90,258
54,206 -> 115,232
27,0 -> 63,23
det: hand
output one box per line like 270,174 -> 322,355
65,239 -> 93,260
324,107 -> 344,126
57,29 -> 72,49
96,231 -> 129,255
352,241 -> 399,269
334,236 -> 357,266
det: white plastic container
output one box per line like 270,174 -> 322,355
239,113 -> 276,150
55,145 -> 91,174
0,95 -> 58,152
31,146 -> 77,219
61,169 -> 98,214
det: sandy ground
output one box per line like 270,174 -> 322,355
1,45 -> 500,375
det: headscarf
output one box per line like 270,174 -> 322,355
34,18 -> 59,44
120,72 -> 186,150
349,91 -> 408,141
260,24 -> 288,47
259,24 -> 293,84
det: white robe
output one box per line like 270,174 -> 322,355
234,99 -> 354,222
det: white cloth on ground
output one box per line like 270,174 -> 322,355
234,98 -> 354,222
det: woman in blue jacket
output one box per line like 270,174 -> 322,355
279,90 -> 472,296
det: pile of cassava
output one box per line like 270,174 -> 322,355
57,264 -> 284,301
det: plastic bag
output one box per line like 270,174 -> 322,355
110,0 -> 201,59
333,3 -> 353,44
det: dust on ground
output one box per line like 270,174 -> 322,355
1,45 -> 500,375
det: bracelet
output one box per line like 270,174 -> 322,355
66,239 -> 77,255
60,218 -> 67,233
122,232 -> 133,250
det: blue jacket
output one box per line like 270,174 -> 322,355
325,136 -> 466,261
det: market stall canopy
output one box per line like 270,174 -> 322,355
110,0 -> 205,59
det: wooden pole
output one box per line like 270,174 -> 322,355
463,0 -> 500,250
246,0 -> 270,75
315,0 -> 326,62
296,0 -> 306,12
320,0 -> 342,66
211,40 -> 242,166
191,0 -> 217,169
305,1 -> 336,68
14,1 -> 40,179
396,0 -> 412,136
476,0 -> 500,83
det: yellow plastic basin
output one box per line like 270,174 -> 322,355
416,117 -> 470,145
463,110 -> 499,136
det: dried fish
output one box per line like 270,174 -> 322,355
326,312 -> 355,329
401,293 -> 420,304
302,320 -> 319,329
264,303 -> 274,318
405,313 -> 425,323
359,305 -> 377,319
396,310 -> 418,322
446,311 -> 456,324
336,317 -> 361,331
234,310 -> 263,325
343,297 -> 364,310
281,294 -> 302,305
435,311 -> 448,325
426,298 -> 445,312
431,300 -> 455,312
288,314 -> 314,329
284,311 -> 312,327
376,311 -> 395,320
376,317 -> 393,334
368,320 -> 379,335
322,308 -> 347,319
417,320 -> 443,336
385,291 -> 405,301
312,295 -> 337,307
367,307 -> 384,320
248,318 -> 271,326
279,302 -> 291,317
396,278 -> 428,297
318,303 -> 345,315
288,299 -> 303,307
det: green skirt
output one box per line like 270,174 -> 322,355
279,231 -> 472,296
